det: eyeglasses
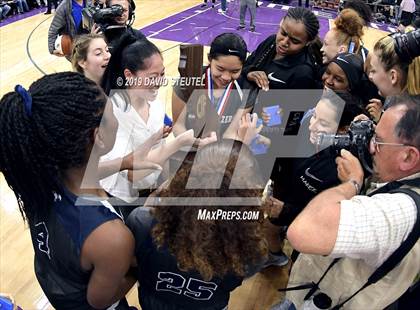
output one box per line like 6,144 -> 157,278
370,134 -> 410,153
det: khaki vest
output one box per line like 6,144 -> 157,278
287,184 -> 420,309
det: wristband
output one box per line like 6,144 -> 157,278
348,179 -> 361,195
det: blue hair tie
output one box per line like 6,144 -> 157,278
15,85 -> 32,117
164,114 -> 173,127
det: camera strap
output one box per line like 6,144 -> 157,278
279,178 -> 420,308
278,257 -> 341,297
366,178 -> 420,196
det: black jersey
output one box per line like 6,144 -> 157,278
242,34 -> 321,91
248,36 -> 321,119
126,207 -> 243,310
270,146 -> 340,226
29,186 -> 129,309
174,75 -> 248,138
241,35 -> 322,170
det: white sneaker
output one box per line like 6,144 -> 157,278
218,8 -> 226,13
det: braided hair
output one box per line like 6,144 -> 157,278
286,7 -> 322,65
255,7 -> 321,70
286,7 -> 319,42
0,72 -> 107,222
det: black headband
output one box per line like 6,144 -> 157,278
209,45 -> 246,62
331,53 -> 363,92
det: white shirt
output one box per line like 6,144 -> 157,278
100,92 -> 165,203
400,0 -> 416,13
330,175 -> 419,267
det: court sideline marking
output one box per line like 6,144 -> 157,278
26,15 -> 53,76
148,4 -> 218,38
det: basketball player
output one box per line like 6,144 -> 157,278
171,33 -> 252,143
0,72 -> 136,309
127,140 -> 268,310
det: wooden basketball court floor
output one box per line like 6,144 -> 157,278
0,1 -> 388,308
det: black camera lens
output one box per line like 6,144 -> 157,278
316,133 -> 351,151
392,29 -> 420,63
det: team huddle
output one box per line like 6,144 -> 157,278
1,1 -> 420,309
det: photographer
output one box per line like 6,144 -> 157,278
281,94 -> 420,309
100,0 -> 146,51
48,0 -> 89,56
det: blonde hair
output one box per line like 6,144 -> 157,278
333,8 -> 364,54
405,28 -> 420,95
374,34 -> 420,95
71,34 -> 106,74
407,57 -> 420,95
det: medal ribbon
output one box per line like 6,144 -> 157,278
206,67 -> 233,116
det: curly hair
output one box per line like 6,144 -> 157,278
151,140 -> 268,281
333,9 -> 364,54
0,72 -> 106,222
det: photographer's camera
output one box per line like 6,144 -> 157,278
82,3 -> 124,33
317,120 -> 375,172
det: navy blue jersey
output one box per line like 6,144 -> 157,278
29,186 -> 129,309
126,207 -> 243,310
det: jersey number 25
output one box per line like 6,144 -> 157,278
156,271 -> 217,300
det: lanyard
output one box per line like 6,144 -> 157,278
206,67 -> 233,116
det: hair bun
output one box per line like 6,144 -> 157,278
334,9 -> 364,38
